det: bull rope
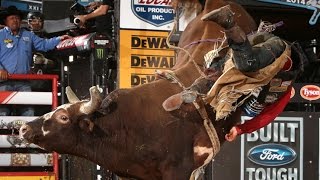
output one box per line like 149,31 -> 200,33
165,17 -> 207,79
165,16 -> 222,180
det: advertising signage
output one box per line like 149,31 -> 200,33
257,0 -> 320,25
120,0 -> 195,31
119,29 -> 176,88
1,0 -> 42,12
241,117 -> 303,180
120,0 -> 175,30
131,0 -> 175,27
291,83 -> 320,102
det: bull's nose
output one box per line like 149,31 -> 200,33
20,124 -> 31,136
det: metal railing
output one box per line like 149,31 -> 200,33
0,74 -> 59,180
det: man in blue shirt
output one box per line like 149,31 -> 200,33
0,6 -> 70,116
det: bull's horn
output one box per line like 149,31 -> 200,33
79,86 -> 102,114
66,86 -> 80,103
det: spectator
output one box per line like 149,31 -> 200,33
26,11 -> 55,75
0,6 -> 70,116
27,11 -> 48,38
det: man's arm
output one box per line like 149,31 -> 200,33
225,88 -> 292,141
76,4 -> 110,26
32,32 -> 70,52
84,4 -> 109,20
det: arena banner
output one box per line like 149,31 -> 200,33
291,83 -> 320,102
119,29 -> 176,88
241,116 -> 303,180
1,0 -> 42,12
120,0 -> 175,30
212,112 -> 319,179
257,0 -> 320,25
119,0 -> 195,31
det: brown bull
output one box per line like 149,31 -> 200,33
19,0 -> 257,179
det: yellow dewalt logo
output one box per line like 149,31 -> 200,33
131,55 -> 175,69
131,35 -> 169,49
131,74 -> 156,86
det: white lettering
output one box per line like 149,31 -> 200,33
303,88 -> 320,96
286,0 -> 306,5
152,15 -> 164,20
147,7 -> 174,13
135,7 -> 146,12
246,122 -> 298,143
246,168 -> 298,180
94,40 -> 109,45
260,149 -> 285,160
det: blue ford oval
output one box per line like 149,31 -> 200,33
247,143 -> 297,166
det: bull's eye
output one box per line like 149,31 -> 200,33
60,115 -> 69,122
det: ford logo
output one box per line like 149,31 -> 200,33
247,144 -> 297,166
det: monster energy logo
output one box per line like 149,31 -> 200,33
96,48 -> 105,59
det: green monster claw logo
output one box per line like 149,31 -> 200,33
96,48 -> 105,59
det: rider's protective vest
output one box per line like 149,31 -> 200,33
242,57 -> 297,117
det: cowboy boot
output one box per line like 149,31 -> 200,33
201,5 -> 235,29
201,5 -> 247,44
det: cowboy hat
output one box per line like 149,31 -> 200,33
0,6 -> 23,24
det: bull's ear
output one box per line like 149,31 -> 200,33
79,118 -> 94,133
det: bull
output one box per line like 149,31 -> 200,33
19,0 -> 257,179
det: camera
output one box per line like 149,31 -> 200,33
73,17 -> 81,25
69,1 -> 95,27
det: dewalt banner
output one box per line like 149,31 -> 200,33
119,29 -> 175,88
